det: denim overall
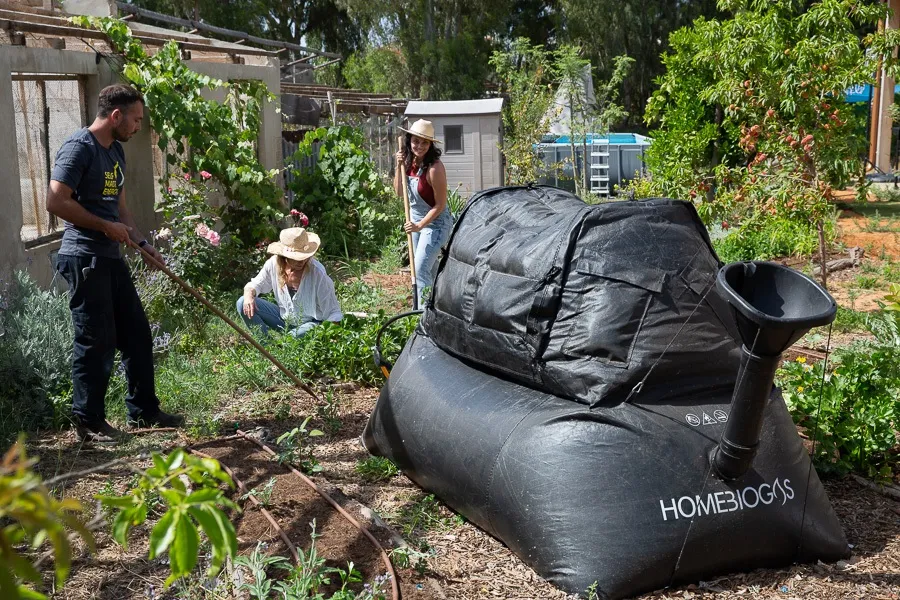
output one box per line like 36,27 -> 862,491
407,164 -> 452,306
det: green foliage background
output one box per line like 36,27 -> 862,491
287,126 -> 403,258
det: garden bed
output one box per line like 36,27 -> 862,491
28,377 -> 898,600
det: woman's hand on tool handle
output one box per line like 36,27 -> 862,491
243,290 -> 257,318
404,221 -> 422,234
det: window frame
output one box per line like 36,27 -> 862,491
443,124 -> 464,154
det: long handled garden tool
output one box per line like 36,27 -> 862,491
397,135 -> 419,310
126,239 -> 320,402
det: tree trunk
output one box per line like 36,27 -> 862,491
583,137 -> 589,195
817,219 -> 828,290
424,0 -> 435,43
568,89 -> 580,197
708,103 -> 723,203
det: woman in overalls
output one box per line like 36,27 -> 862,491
394,119 -> 452,307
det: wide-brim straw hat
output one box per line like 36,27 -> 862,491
399,119 -> 441,144
267,227 -> 320,261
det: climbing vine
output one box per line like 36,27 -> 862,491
70,16 -> 283,244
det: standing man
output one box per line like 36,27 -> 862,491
47,83 -> 184,444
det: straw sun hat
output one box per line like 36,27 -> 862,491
267,227 -> 320,261
399,119 -> 441,144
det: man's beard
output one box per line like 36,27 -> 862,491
113,125 -> 132,142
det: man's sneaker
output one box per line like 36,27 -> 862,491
127,410 -> 186,429
75,420 -> 128,445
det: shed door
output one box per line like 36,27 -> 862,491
479,117 -> 501,189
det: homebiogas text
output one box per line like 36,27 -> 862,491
659,479 -> 795,521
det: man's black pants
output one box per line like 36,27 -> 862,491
56,254 -> 160,424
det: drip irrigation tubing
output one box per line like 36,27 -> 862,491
188,434 -> 400,600
188,447 -> 300,564
234,430 -> 400,600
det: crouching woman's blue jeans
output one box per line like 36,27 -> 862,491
235,297 -> 320,338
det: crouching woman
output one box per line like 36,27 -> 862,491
237,227 -> 341,337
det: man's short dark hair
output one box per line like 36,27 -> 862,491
97,84 -> 144,118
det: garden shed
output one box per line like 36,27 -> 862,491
404,98 -> 504,198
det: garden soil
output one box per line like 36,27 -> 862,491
31,392 -> 900,599
191,439 -> 387,589
837,209 -> 900,260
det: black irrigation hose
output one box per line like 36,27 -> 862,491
373,310 -> 424,378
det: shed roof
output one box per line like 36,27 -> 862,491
405,98 -> 503,116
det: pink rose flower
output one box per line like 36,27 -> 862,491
206,230 -> 221,247
167,187 -> 173,193
289,209 -> 308,226
200,170 -> 212,180
183,173 -> 191,181
195,223 -> 210,237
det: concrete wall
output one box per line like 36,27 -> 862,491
61,0 -> 114,17
419,114 -> 502,198
0,44 -> 281,288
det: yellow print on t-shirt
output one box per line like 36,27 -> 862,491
102,162 -> 121,198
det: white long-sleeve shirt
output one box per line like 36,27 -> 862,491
246,256 -> 342,323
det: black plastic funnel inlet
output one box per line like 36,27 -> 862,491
712,261 -> 836,480
716,261 -> 837,355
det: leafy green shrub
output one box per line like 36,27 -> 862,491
643,0 -> 900,265
275,417 -> 325,474
3,445 -> 236,597
99,448 -> 238,586
287,126 -> 402,258
885,283 -> 900,312
490,38 -> 555,185
614,174 -> 658,200
270,313 -> 417,384
0,271 -> 73,442
712,216 -> 833,262
778,313 -> 900,481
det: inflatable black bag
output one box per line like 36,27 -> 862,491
363,185 -> 848,599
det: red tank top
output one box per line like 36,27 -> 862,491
407,163 -> 436,207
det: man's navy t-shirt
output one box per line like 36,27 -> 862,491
51,128 -> 126,258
